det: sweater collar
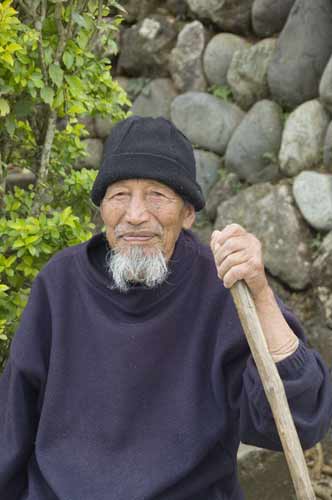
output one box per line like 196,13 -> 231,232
78,230 -> 200,317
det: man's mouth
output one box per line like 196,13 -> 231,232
120,232 -> 159,243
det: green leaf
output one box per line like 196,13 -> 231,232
53,88 -> 64,109
14,98 -> 33,118
30,73 -> 44,89
67,102 -> 86,114
1,52 -> 14,66
65,75 -> 84,95
0,98 -> 10,117
25,235 -> 39,245
49,64 -> 64,88
4,114 -> 15,137
72,12 -> 87,28
40,86 -> 54,105
63,51 -> 74,70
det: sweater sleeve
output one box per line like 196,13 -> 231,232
239,305 -> 332,451
0,274 -> 50,500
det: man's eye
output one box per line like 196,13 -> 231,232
150,191 -> 166,197
112,192 -> 128,198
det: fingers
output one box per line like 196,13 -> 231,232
210,223 -> 266,291
211,223 -> 245,253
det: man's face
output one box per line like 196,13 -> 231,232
100,178 -> 195,261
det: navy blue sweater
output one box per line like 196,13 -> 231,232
0,230 -> 331,500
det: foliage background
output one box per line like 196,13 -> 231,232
0,0 -> 130,372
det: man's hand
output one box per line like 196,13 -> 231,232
210,223 -> 299,362
210,223 -> 270,302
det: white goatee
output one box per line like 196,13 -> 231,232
105,245 -> 169,293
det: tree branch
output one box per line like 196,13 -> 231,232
37,0 -> 48,83
54,3 -> 67,63
35,109 -> 57,188
15,0 -> 32,18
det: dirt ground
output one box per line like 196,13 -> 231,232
239,438 -> 332,499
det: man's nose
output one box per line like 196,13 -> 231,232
124,193 -> 150,225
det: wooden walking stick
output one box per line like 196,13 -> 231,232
231,280 -> 315,500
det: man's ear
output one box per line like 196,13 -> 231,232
99,200 -> 106,224
182,203 -> 196,230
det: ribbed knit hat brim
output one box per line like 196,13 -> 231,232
91,152 -> 205,210
91,115 -> 205,211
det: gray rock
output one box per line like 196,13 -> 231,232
293,171 -> 332,231
131,78 -> 178,119
205,171 -> 240,222
186,0 -> 255,36
316,286 -> 332,329
279,100 -> 330,177
166,0 -> 188,17
304,316 -> 332,363
320,55 -> 332,114
78,139 -> 104,169
117,15 -> 177,77
312,231 -> 332,288
94,116 -> 115,139
121,0 -> 164,23
169,21 -> 207,92
191,219 -> 213,246
203,33 -> 250,87
214,183 -> 312,289
324,122 -> 332,169
5,170 -> 36,192
193,149 -> 221,199
267,0 -> 332,109
227,38 -> 277,111
225,100 -> 282,183
252,0 -> 295,37
77,115 -> 96,137
115,77 -> 151,102
267,273 -> 318,326
171,92 -> 244,154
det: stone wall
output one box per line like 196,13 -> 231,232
8,0 -> 332,362
112,0 -> 332,363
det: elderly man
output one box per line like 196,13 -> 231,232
0,116 -> 331,500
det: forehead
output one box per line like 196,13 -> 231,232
105,178 -> 178,195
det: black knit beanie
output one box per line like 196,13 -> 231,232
91,115 -> 205,211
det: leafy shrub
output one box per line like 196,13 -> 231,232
0,0 -> 130,371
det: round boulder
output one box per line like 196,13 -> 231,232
252,0 -> 295,37
227,38 -> 277,111
324,122 -> 332,169
279,100 -> 330,177
169,21 -> 206,93
214,182 -> 312,290
293,171 -> 332,231
194,149 -> 221,199
94,116 -> 114,140
203,33 -> 250,87
185,0 -> 254,35
120,0 -> 164,23
171,92 -> 244,155
225,100 -> 282,184
320,55 -> 332,114
312,231 -> 332,288
5,169 -> 36,192
131,78 -> 178,119
205,171 -> 240,222
117,15 -> 177,77
78,139 -> 103,169
312,232 -> 332,327
267,0 -> 332,109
